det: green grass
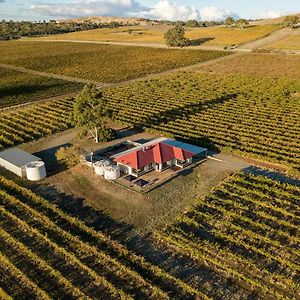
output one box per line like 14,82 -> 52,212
0,67 -> 82,107
0,41 -> 230,83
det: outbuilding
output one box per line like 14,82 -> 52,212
0,148 -> 46,180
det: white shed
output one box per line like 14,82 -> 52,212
0,148 -> 46,180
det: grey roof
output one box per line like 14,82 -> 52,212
0,148 -> 41,168
162,139 -> 207,155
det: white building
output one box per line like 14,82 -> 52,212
0,148 -> 46,181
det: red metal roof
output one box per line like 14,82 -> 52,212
115,141 -> 195,170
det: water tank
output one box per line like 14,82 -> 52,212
94,160 -> 111,176
104,165 -> 120,180
26,161 -> 46,181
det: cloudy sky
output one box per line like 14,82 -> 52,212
0,0 -> 299,22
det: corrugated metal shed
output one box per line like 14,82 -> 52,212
0,148 -> 41,177
0,148 -> 41,167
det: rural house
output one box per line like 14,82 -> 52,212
113,138 -> 207,177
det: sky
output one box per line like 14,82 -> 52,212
0,0 -> 299,22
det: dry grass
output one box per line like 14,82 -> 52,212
268,34 -> 300,50
195,53 -> 300,79
35,26 -> 168,44
185,25 -> 279,46
36,24 -> 280,46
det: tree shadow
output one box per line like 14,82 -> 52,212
134,93 -> 237,152
188,37 -> 215,46
243,166 -> 300,187
0,82 -> 71,99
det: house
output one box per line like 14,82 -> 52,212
113,138 -> 207,177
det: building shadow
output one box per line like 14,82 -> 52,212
33,143 -> 72,176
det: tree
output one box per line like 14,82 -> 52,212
55,146 -> 81,168
225,17 -> 235,27
283,15 -> 299,29
164,25 -> 190,47
236,19 -> 249,29
71,84 -> 114,143
185,20 -> 199,28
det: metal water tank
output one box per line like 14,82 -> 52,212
26,161 -> 46,181
94,160 -> 111,176
104,165 -> 120,180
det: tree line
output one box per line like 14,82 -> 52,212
0,19 -> 130,40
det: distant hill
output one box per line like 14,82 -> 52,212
59,16 -> 157,26
251,12 -> 300,25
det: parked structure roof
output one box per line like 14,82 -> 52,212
0,148 -> 41,168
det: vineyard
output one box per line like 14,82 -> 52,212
0,98 -> 74,150
39,24 -> 279,46
102,72 -> 300,175
0,72 -> 299,175
154,172 -> 300,299
196,53 -> 300,79
269,35 -> 300,50
0,175 -> 207,299
0,67 -> 82,107
0,41 -> 229,83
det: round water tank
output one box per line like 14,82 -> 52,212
94,160 -> 111,176
104,165 -> 120,180
26,161 -> 46,181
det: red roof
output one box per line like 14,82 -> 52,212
115,142 -> 195,170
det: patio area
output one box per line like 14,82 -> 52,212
116,162 -> 199,193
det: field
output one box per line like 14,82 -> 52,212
0,98 -> 73,150
37,24 -> 279,46
185,25 -> 279,46
103,72 -> 300,175
154,172 -> 300,299
195,53 -> 300,78
0,41 -> 229,83
1,72 -> 299,175
269,35 -> 300,50
1,170 -> 299,299
0,175 -> 205,299
0,67 -> 82,107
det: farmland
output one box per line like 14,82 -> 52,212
0,98 -> 73,150
0,41 -> 229,83
269,35 -> 300,50
185,24 -> 279,46
0,67 -> 82,107
154,172 -> 300,299
103,72 -> 300,175
195,53 -> 300,78
38,24 -> 280,47
1,72 -> 299,175
0,175 -> 205,299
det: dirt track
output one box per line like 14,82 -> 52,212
238,27 -> 300,50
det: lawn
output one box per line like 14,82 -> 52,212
195,53 -> 300,79
36,24 -> 280,46
268,34 -> 300,50
0,41 -> 229,83
0,67 -> 82,107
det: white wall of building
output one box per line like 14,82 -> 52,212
0,158 -> 23,177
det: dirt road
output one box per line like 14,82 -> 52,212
238,27 -> 300,50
